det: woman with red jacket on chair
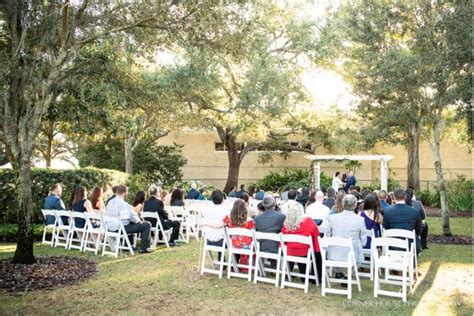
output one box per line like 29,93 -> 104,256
281,203 -> 322,283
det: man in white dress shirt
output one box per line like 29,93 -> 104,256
305,190 -> 331,235
105,184 -> 152,254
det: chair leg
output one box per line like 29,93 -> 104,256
402,265 -> 407,302
374,263 -> 379,298
348,264 -> 352,299
275,257 -> 281,287
321,261 -> 326,296
304,260 -> 310,293
281,255 -> 287,289
248,253 -> 253,282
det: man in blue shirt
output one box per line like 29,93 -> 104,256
43,183 -> 66,225
378,190 -> 391,211
186,183 -> 200,200
255,187 -> 265,200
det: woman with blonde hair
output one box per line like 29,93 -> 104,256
281,204 -> 322,283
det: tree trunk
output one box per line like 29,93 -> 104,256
223,145 -> 241,194
427,119 -> 451,236
45,121 -> 54,168
407,122 -> 421,190
11,159 -> 36,264
125,134 -> 133,174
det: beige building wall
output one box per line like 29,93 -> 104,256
157,130 -> 473,190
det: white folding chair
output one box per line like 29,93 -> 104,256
253,231 -> 282,287
359,229 -> 375,280
67,212 -> 88,251
319,236 -> 361,299
168,206 -> 187,243
102,215 -> 134,257
200,230 -> 227,278
373,237 -> 411,302
281,234 -> 319,293
225,227 -> 255,282
184,209 -> 201,243
141,212 -> 162,249
41,210 -> 57,246
83,213 -> 104,254
54,210 -> 72,248
382,229 -> 418,287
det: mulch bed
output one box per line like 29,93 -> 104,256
425,207 -> 472,218
428,235 -> 472,245
0,256 -> 97,293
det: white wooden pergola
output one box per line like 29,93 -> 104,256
304,154 -> 394,191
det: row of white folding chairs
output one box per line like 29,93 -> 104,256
41,209 -> 134,258
165,206 -> 201,243
200,228 -> 365,295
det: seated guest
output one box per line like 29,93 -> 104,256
255,195 -> 286,256
378,190 -> 391,211
132,190 -> 146,215
280,189 -> 304,216
228,186 -> 237,198
280,186 -> 290,201
71,186 -> 94,228
324,188 -> 336,209
359,195 -> 383,249
163,188 -> 174,206
186,183 -> 200,200
296,187 -> 310,207
197,188 -> 206,200
406,188 -> 429,249
143,185 -> 180,247
305,190 -> 317,208
328,194 -> 367,278
105,184 -> 152,254
305,190 -> 331,235
201,190 -> 230,258
330,190 -> 346,215
272,186 -> 281,199
248,185 -> 256,199
223,199 -> 255,267
282,203 -> 322,283
170,188 -> 184,206
383,188 -> 422,254
106,185 -> 118,205
236,184 -> 247,199
90,186 -> 105,212
255,186 -> 265,200
43,183 -> 66,225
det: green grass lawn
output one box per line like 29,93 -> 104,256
425,216 -> 472,236
0,240 -> 472,315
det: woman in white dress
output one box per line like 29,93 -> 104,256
332,171 -> 343,191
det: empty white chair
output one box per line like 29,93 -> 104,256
67,212 -> 88,251
225,228 -> 255,282
41,210 -> 57,246
359,229 -> 375,280
184,209 -> 201,243
102,215 -> 134,257
200,230 -> 227,278
83,213 -> 104,254
318,236 -> 361,299
281,234 -> 319,293
253,231 -> 283,287
382,229 -> 418,287
373,237 -> 411,302
54,210 -> 72,248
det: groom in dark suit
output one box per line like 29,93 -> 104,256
383,188 -> 422,254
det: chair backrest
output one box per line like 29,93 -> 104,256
372,237 -> 410,262
141,211 -> 159,227
102,215 -> 121,232
383,229 -> 416,242
70,211 -> 86,227
253,231 -> 281,243
281,234 -> 314,254
226,227 -> 254,238
55,210 -> 71,226
169,206 -> 185,218
85,212 -> 102,228
318,236 -> 353,249
41,209 -> 56,218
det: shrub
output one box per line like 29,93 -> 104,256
0,224 -> 45,242
447,175 -> 473,212
0,168 -> 127,224
255,168 -> 332,192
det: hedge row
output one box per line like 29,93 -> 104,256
0,168 -> 128,224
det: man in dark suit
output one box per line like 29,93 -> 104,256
383,188 -> 422,254
143,185 -> 180,247
296,187 -> 310,207
255,194 -> 286,254
235,184 -> 247,199
344,171 -> 356,193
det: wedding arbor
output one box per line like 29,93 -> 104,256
304,154 -> 394,191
